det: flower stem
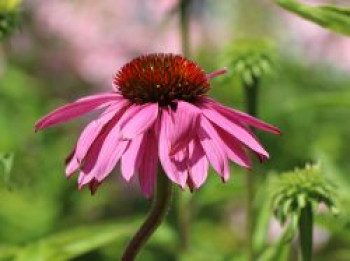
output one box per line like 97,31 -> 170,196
177,0 -> 192,255
180,0 -> 191,57
244,76 -> 259,261
121,170 -> 173,261
298,203 -> 313,261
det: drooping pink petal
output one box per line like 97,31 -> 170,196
203,98 -> 281,134
187,138 -> 209,188
78,174 -> 101,195
158,109 -> 187,188
35,93 -> 122,131
78,171 -> 95,190
75,101 -> 129,161
76,100 -> 129,161
65,147 -> 79,178
240,125 -> 270,162
197,116 -> 230,181
121,133 -> 145,181
65,101 -> 130,177
66,157 -> 80,178
172,147 -> 189,188
120,103 -> 159,139
169,101 -> 201,155
138,131 -> 158,198
77,105 -> 127,188
94,139 -> 129,182
81,123 -> 112,175
215,127 -> 252,169
201,105 -> 269,158
116,104 -> 143,131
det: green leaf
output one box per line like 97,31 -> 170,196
275,0 -> 350,36
13,220 -> 176,261
257,221 -> 294,261
253,185 -> 272,253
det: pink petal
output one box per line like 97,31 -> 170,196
121,133 -> 145,181
65,148 -> 79,178
169,101 -> 201,155
197,116 -> 230,181
81,104 -> 149,182
66,157 -> 80,178
187,138 -> 209,188
78,172 -> 95,189
65,101 -> 130,177
116,104 -> 143,131
203,98 -> 281,134
158,109 -> 187,188
35,93 -> 122,131
75,101 -> 129,161
78,175 -> 100,195
201,105 -> 269,158
120,103 -> 159,139
206,67 -> 228,80
76,108 -> 126,192
172,148 -> 189,187
78,107 -> 126,186
215,127 -> 252,168
138,131 -> 158,198
94,139 -> 129,182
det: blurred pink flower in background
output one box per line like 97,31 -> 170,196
282,7 -> 350,71
36,53 -> 280,197
31,0 -> 182,87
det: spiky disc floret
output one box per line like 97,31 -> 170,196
114,53 -> 210,105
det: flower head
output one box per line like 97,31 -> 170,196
223,38 -> 276,86
36,53 -> 280,198
270,163 -> 338,225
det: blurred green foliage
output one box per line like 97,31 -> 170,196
0,0 -> 21,40
1,1 -> 350,260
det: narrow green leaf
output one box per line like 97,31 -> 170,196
253,186 -> 272,253
275,0 -> 350,36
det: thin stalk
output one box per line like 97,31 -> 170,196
298,203 -> 313,261
177,0 -> 192,254
180,0 -> 191,57
244,76 -> 259,261
121,171 -> 173,261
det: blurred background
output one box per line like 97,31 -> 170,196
0,0 -> 350,260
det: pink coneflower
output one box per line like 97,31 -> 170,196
36,53 -> 280,198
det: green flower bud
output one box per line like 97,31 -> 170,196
270,163 -> 338,225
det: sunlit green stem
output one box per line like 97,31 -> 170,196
121,171 -> 173,261
298,203 -> 313,261
244,76 -> 259,261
